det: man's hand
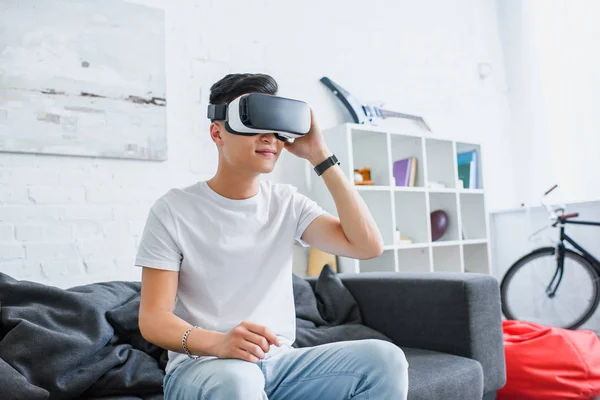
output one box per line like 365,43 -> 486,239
284,108 -> 331,166
212,321 -> 281,363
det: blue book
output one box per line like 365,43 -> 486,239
457,150 -> 478,189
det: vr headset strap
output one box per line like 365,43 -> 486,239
207,104 -> 227,121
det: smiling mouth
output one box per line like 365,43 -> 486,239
256,150 -> 276,156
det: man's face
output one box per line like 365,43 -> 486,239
212,121 -> 285,174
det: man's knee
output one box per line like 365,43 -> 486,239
354,339 -> 409,376
167,359 -> 266,400
204,360 -> 265,399
356,340 -> 408,397
329,339 -> 407,397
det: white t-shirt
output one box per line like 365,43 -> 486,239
134,179 -> 326,373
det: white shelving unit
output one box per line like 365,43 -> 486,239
310,123 -> 492,275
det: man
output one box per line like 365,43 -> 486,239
136,73 -> 408,399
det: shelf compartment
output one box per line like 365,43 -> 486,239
456,142 -> 483,190
359,190 -> 394,246
432,245 -> 462,272
425,138 -> 456,189
351,128 -> 390,186
397,247 -> 431,273
394,191 -> 429,244
390,134 -> 424,188
459,192 -> 487,240
359,249 -> 396,273
463,243 -> 490,274
428,192 -> 460,242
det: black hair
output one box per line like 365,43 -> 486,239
209,73 -> 278,107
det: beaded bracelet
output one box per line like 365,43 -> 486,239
182,326 -> 199,360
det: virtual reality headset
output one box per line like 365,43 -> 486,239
207,93 -> 311,142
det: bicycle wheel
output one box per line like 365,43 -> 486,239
501,247 -> 600,329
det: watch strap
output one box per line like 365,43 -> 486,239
314,155 -> 340,176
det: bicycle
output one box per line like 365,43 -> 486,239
500,184 -> 600,329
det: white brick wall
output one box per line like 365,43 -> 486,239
0,224 -> 14,241
0,243 -> 25,260
15,224 -> 44,241
0,0 -> 514,288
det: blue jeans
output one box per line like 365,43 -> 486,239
163,339 -> 409,399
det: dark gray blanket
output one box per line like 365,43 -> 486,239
0,265 -> 388,399
0,272 -> 165,400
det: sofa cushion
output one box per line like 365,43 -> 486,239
403,347 -> 483,400
292,265 -> 392,348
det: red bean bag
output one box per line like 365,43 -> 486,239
498,320 -> 600,399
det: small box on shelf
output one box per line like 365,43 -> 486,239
351,128 -> 389,186
353,168 -> 374,186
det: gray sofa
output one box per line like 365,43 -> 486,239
0,270 -> 506,399
305,272 -> 507,400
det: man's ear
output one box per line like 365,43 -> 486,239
210,122 -> 225,146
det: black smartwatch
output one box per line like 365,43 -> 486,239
314,155 -> 340,176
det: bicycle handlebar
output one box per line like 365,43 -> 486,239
539,184 -> 558,213
526,184 -> 566,239
559,213 -> 579,222
544,184 -> 558,196
538,184 -> 567,226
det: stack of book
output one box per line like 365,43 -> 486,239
393,157 -> 417,187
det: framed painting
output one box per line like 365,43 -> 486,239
0,0 -> 167,161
